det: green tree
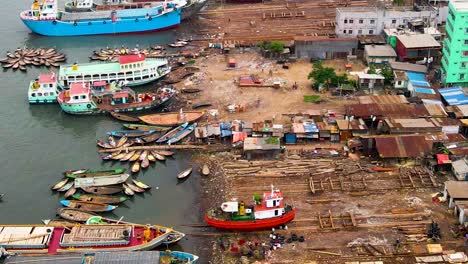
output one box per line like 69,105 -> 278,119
393,0 -> 404,6
266,41 -> 285,54
308,61 -> 337,90
332,73 -> 349,86
367,65 -> 377,74
380,66 -> 394,84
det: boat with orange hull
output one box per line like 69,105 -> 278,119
205,187 -> 296,231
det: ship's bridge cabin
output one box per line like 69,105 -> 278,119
72,0 -> 94,8
119,54 -> 145,72
29,0 -> 58,19
64,82 -> 92,103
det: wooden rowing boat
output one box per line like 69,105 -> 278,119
151,151 -> 166,161
65,168 -> 126,179
122,184 -> 135,196
202,164 -> 210,176
57,208 -> 98,222
0,193 -> 5,201
74,174 -> 130,188
112,153 -> 126,160
108,130 -> 156,138
147,153 -> 156,162
60,200 -> 117,212
139,150 -> 148,161
64,187 -> 77,198
108,136 -> 117,147
177,167 -> 192,179
58,182 -> 74,192
141,157 -> 150,169
122,123 -> 171,132
81,185 -> 123,195
126,182 -> 145,193
96,140 -> 114,149
157,123 -> 188,143
180,88 -> 201,94
131,161 -> 140,173
167,124 -> 196,145
141,132 -> 160,143
129,151 -> 142,162
132,179 -> 151,189
116,136 -> 128,148
192,102 -> 212,109
72,193 -> 128,204
52,178 -> 69,190
42,219 -> 77,226
120,151 -> 136,162
139,111 -> 204,126
110,112 -> 140,122
157,150 -> 174,156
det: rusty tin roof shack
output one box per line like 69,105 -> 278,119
382,118 -> 442,134
358,95 -> 409,104
374,135 -> 432,158
336,119 -> 368,135
346,104 -> 432,119
243,137 -> 281,160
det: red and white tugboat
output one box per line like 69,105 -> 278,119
205,186 -> 296,231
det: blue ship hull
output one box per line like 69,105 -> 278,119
21,9 -> 181,36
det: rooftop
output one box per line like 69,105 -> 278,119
374,135 -> 431,158
445,181 -> 468,199
70,82 -> 90,95
397,34 -> 441,49
59,58 -> 167,76
358,95 -> 409,104
394,71 -> 408,81
389,61 -> 427,73
364,45 -> 397,57
243,137 -> 280,151
448,105 -> 468,118
119,54 -> 145,65
439,87 -> 468,106
451,0 -> 468,12
357,73 -> 385,80
38,73 -> 56,84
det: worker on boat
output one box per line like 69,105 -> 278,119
143,226 -> 151,242
32,0 -> 40,10
32,79 -> 40,90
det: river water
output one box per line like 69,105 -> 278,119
0,0 -> 205,259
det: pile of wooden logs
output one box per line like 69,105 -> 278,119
222,159 -> 334,177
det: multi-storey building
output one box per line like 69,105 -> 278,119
335,6 -> 438,38
441,0 -> 468,86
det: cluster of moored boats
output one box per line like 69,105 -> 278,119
1,48 -> 66,71
90,46 -> 167,62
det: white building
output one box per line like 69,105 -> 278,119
335,6 -> 439,38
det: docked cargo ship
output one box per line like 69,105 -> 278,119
0,223 -> 172,254
20,0 -> 181,36
205,186 -> 296,231
65,0 -> 206,21
58,54 -> 170,87
57,82 -> 175,115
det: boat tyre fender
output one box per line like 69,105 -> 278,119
148,16 -> 152,21
135,18 -> 139,22
86,104 -> 92,109
73,22 -> 78,26
103,21 -> 106,24
52,20 -> 57,25
88,22 -> 92,25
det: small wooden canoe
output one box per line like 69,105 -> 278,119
141,157 -> 150,169
0,193 -> 4,201
192,102 -> 212,109
108,136 -> 117,147
120,151 -> 136,162
116,136 -> 128,148
65,168 -> 126,179
110,112 -> 140,122
60,200 -> 117,212
81,185 -> 123,195
126,182 -> 145,193
131,161 -> 141,173
96,140 -> 114,149
72,193 -> 128,204
141,133 -> 160,144
181,88 -> 201,94
108,130 -> 156,138
139,111 -> 204,126
57,182 -> 74,192
112,153 -> 126,160
123,123 -> 171,132
167,124 -> 196,145
122,184 -> 135,196
101,154 -> 114,160
139,150 -> 148,161
157,123 -> 188,143
152,151 -> 166,161
163,230 -> 186,245
52,178 -> 69,190
64,187 -> 77,198
202,164 -> 210,176
129,151 -> 142,162
74,174 -> 130,188
57,208 -> 97,222
132,179 -> 151,189
157,150 -> 174,156
147,153 -> 156,162
177,167 -> 193,179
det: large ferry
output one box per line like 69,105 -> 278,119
65,0 -> 206,21
28,72 -> 61,104
20,0 -> 181,36
58,54 -> 170,87
205,186 -> 296,231
0,223 -> 172,254
57,82 -> 175,115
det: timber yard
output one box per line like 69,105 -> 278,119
0,0 -> 467,264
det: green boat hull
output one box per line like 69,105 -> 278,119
65,168 -> 126,178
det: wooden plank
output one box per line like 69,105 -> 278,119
329,210 -> 335,229
309,176 -> 315,194
339,176 -> 344,190
329,177 -> 334,190
349,212 -> 356,227
318,213 -> 323,229
408,174 -> 415,188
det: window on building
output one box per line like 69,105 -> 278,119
349,30 -> 353,34
369,30 -> 374,34
460,73 -> 465,79
463,51 -> 468,57
349,19 -> 354,24
81,95 -> 87,99
370,19 -> 375,24
343,30 -> 347,34
466,28 -> 468,34
344,19 -> 348,24
465,40 -> 468,45
461,62 -> 467,68
397,81 -> 402,85
358,29 -> 362,34
392,19 -> 396,24
359,19 -> 363,24
73,96 -> 79,100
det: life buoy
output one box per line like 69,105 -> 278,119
148,16 -> 152,21
73,22 -> 77,26
103,21 -> 106,24
52,20 -> 57,25
86,104 -> 92,109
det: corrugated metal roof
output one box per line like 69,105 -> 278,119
375,135 -> 431,158
397,34 -> 441,49
384,118 -> 442,133
357,73 -> 385,80
445,181 -> 468,199
358,95 -> 409,104
389,61 -> 427,73
336,118 -> 368,130
4,255 -> 82,264
346,104 -> 430,118
439,87 -> 468,106
364,44 -> 397,57
424,104 -> 447,118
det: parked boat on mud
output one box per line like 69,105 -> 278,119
139,110 -> 203,126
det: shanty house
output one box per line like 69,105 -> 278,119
394,71 -> 409,93
336,118 -> 368,141
389,61 -> 427,74
243,137 -> 281,160
364,44 -> 397,65
357,73 -> 385,93
372,135 -> 432,159
395,34 -> 441,61
444,181 -> 468,208
453,201 -> 468,227
452,159 -> 468,181
381,118 -> 442,134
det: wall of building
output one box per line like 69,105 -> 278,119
294,39 -> 358,59
442,2 -> 468,86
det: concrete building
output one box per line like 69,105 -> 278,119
395,34 -> 441,61
441,0 -> 468,86
335,6 -> 438,38
357,73 -> 385,93
444,181 -> 468,208
394,71 -> 409,93
452,159 -> 468,181
364,44 -> 397,65
294,37 -> 357,59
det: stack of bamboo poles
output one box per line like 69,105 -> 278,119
222,159 -> 334,177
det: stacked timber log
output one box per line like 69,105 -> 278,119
222,159 -> 334,177
1,48 -> 66,71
